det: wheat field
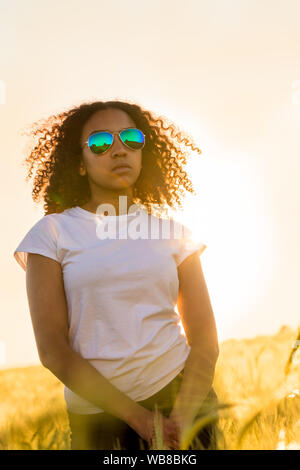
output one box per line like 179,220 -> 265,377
0,325 -> 299,450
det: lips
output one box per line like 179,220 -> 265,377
112,163 -> 132,171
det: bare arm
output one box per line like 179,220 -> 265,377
169,252 -> 219,431
25,253 -> 153,437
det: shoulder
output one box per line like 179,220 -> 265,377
29,213 -> 61,237
33,209 -> 74,232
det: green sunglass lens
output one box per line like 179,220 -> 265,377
120,128 -> 145,149
88,132 -> 113,154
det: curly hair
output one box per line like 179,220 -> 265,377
21,99 -> 202,216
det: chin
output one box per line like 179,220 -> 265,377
112,174 -> 137,185
105,180 -> 133,190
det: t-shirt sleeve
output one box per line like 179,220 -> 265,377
13,215 -> 60,272
172,221 -> 207,267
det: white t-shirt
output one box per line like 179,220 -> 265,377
13,205 -> 206,414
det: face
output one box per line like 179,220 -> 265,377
79,108 -> 143,191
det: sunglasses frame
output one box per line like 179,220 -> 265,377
82,127 -> 146,155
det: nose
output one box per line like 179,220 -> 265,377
111,133 -> 127,156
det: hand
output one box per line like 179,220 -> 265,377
129,407 -> 181,450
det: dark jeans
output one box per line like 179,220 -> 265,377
66,369 -> 219,450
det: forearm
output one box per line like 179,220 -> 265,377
170,344 -> 218,428
42,345 -> 150,429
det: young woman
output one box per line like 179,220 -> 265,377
13,100 -> 220,450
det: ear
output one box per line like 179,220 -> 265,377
79,161 -> 86,176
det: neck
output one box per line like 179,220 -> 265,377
81,188 -> 135,216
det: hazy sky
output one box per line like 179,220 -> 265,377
1,0 -> 300,369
